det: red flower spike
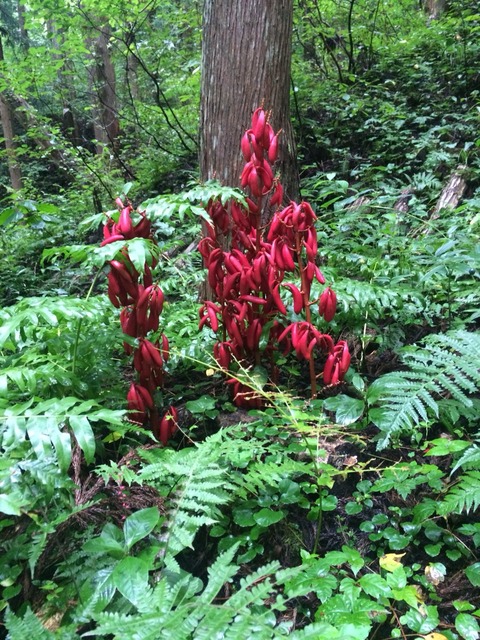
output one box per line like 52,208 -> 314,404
319,287 -> 337,323
133,215 -> 151,239
120,306 -> 138,337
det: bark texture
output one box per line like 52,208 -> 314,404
200,0 -> 298,202
425,0 -> 445,20
0,36 -> 22,190
91,25 -> 120,154
431,165 -> 467,219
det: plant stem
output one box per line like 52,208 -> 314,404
72,269 -> 102,375
296,235 -> 317,398
312,488 -> 323,555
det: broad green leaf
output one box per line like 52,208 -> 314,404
69,416 -> 95,464
253,508 -> 285,527
425,439 -> 470,456
112,556 -> 151,607
465,563 -> 480,588
359,573 -> 392,599
185,395 -> 216,415
400,605 -> 439,633
323,395 -> 365,425
123,507 -> 160,550
49,428 -> 72,473
126,237 -> 148,273
341,545 -> 364,576
83,523 -> 125,558
0,493 -> 25,515
455,613 -> 480,640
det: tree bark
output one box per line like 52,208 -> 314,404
17,1 -> 29,50
424,0 -> 445,20
91,25 -> 120,154
431,165 -> 467,219
0,35 -> 22,190
200,0 -> 299,203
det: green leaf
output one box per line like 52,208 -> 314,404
400,605 -> 439,633
359,573 -> 392,599
465,564 -> 480,588
49,428 -> 71,473
185,395 -> 216,415
83,523 -> 125,558
123,507 -> 160,551
0,493 -> 25,516
455,613 -> 480,640
126,237 -> 148,273
233,507 -> 256,527
323,395 -> 365,425
341,545 -> 364,576
112,556 -> 151,607
69,416 -> 95,464
426,439 -> 470,456
253,508 -> 285,527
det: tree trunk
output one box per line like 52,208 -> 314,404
91,25 -> 120,154
0,36 -> 22,190
424,0 -> 445,20
431,165 -> 467,219
17,1 -> 29,50
200,0 -> 298,203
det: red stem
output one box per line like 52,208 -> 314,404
296,234 -> 317,398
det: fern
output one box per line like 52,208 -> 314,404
451,444 -> 480,474
4,606 -> 79,640
437,471 -> 480,516
81,547 -> 329,640
138,440 -> 235,560
368,330 -> 480,449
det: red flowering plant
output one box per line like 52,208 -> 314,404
199,107 -> 351,406
102,198 -> 178,445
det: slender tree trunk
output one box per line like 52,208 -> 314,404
200,0 -> 298,203
424,0 -> 445,20
47,19 -> 81,147
17,1 -> 29,50
0,36 -> 22,190
92,25 -> 120,154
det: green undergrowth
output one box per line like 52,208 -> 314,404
1,174 -> 479,639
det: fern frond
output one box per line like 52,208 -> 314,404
451,444 -> 480,474
438,471 -> 480,516
369,330 -> 480,449
139,445 -> 234,560
4,606 -> 74,640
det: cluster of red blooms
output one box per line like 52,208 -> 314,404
102,198 -> 178,445
199,108 -> 350,405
